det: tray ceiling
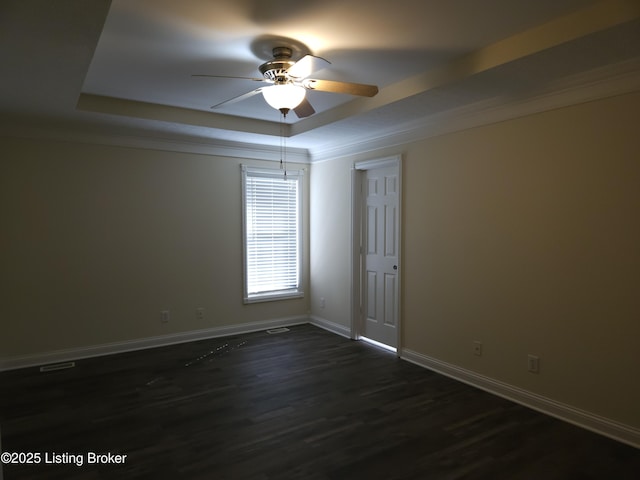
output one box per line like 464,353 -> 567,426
1,0 -> 639,161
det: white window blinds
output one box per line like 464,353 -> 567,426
242,166 -> 303,302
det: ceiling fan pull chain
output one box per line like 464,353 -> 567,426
282,112 -> 288,179
278,111 -> 287,179
279,111 -> 284,171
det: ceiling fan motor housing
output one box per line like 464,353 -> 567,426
259,47 -> 296,84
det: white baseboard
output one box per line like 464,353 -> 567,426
402,349 -> 640,449
0,316 -> 309,372
308,315 -> 352,339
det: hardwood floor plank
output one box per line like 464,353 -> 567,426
1,325 -> 638,479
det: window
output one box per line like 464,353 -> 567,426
241,165 -> 303,303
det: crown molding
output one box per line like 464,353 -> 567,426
1,123 -> 311,164
309,58 -> 640,163
76,94 -> 284,137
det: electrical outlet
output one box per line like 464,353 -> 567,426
320,297 -> 325,308
196,308 -> 205,320
473,341 -> 482,356
528,354 -> 540,373
160,310 -> 170,323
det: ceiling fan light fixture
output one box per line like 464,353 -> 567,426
262,84 -> 306,113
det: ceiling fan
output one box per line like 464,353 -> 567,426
193,46 -> 379,118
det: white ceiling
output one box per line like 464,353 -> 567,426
1,0 -> 639,161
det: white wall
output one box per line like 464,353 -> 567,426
310,91 -> 640,431
0,137 -> 310,359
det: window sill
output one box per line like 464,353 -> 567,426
243,290 -> 304,304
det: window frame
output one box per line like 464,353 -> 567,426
241,165 -> 304,304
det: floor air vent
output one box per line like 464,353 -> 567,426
266,327 -> 290,334
40,361 -> 76,372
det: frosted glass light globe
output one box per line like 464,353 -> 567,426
262,84 -> 306,111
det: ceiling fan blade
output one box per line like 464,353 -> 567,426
293,97 -> 315,118
193,74 -> 267,83
287,54 -> 330,79
210,87 -> 264,109
303,78 -> 378,97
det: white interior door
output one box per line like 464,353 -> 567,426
361,165 -> 399,348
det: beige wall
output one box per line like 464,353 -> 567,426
309,158 -> 353,325
311,91 -> 640,429
0,138 -> 310,358
2,91 -> 639,430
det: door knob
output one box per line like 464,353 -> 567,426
393,265 -> 398,270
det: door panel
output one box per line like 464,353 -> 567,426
367,271 -> 377,320
384,273 -> 397,327
362,165 -> 398,347
385,204 -> 396,256
367,206 -> 377,254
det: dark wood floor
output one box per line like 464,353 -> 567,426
1,324 -> 638,479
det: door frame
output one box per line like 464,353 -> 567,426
350,154 -> 402,355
